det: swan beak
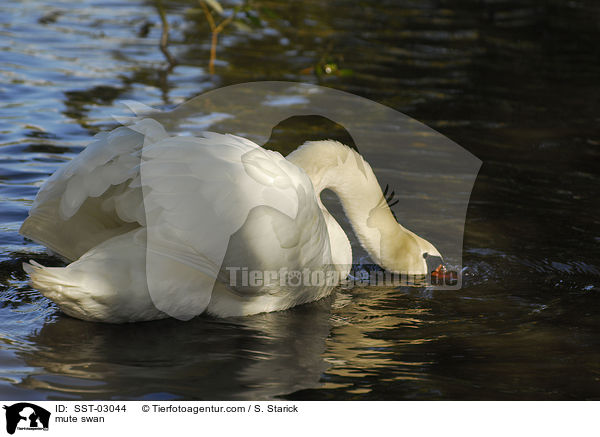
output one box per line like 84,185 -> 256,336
429,259 -> 459,286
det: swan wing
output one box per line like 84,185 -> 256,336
20,119 -> 168,260
208,147 -> 335,316
219,185 -> 333,292
139,133 -> 322,319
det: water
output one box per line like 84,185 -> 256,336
1,0 -> 599,400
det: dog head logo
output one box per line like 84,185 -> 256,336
3,403 -> 50,435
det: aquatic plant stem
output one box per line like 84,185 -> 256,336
157,1 -> 177,68
199,0 -> 235,75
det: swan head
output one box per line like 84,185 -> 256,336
347,210 -> 444,277
364,195 -> 442,276
376,223 -> 443,276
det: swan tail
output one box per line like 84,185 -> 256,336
22,260 -> 101,321
22,253 -> 165,323
23,261 -> 82,299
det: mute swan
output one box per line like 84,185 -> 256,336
20,118 -> 442,323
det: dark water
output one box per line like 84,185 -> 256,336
1,0 -> 599,400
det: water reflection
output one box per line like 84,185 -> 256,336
15,297 -> 333,400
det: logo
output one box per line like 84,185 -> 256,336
3,403 -> 50,435
123,82 -> 480,320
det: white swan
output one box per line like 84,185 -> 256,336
20,118 -> 442,323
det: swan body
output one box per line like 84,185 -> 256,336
20,118 -> 441,323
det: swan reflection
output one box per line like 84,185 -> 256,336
15,297 -> 334,400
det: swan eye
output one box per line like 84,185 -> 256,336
423,252 -> 428,259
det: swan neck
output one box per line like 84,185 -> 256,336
288,141 -> 408,271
